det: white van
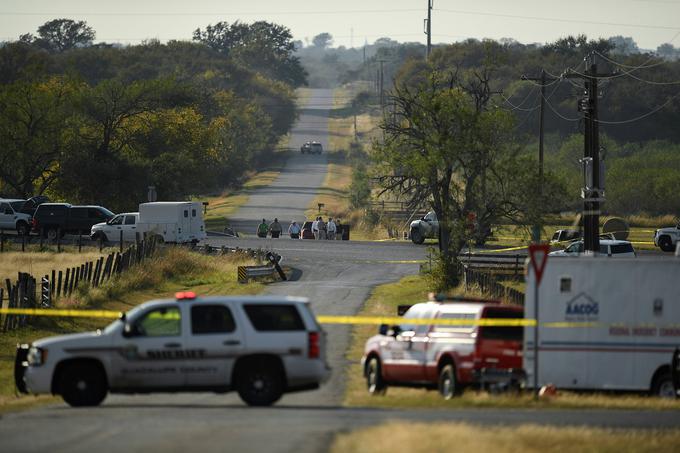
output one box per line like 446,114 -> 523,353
91,202 -> 206,244
524,256 -> 680,396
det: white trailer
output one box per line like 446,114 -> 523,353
138,202 -> 206,243
524,256 -> 680,396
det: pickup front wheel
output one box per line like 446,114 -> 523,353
438,364 -> 460,399
410,228 -> 425,245
366,356 -> 386,395
58,362 -> 108,407
658,236 -> 675,252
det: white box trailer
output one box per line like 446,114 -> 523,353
138,202 -> 206,243
524,256 -> 680,396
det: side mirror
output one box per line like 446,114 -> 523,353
379,324 -> 388,336
122,323 -> 139,338
391,325 -> 402,337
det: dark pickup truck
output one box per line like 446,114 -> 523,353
32,203 -> 115,240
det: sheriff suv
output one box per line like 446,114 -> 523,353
654,223 -> 680,252
16,293 -> 330,407
362,300 -> 524,398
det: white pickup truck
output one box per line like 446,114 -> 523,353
16,294 -> 330,407
91,201 -> 206,244
654,223 -> 680,252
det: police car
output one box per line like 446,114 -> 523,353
16,293 -> 330,407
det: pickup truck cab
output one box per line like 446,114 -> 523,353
17,293 -> 330,407
91,212 -> 139,242
0,198 -> 32,235
362,300 -> 524,398
549,239 -> 636,257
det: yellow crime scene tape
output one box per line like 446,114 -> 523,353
0,308 -> 606,328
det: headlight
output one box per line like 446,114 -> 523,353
27,346 -> 47,366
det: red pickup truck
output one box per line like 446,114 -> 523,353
362,300 -> 524,398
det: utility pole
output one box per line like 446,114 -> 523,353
521,70 -> 559,243
424,0 -> 433,58
378,59 -> 385,110
563,54 -> 615,253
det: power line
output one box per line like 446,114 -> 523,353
596,90 -> 680,124
437,8 -> 680,31
0,9 -> 423,17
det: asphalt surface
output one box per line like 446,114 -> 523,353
2,89 -> 679,453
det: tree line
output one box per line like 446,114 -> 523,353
0,19 -> 305,212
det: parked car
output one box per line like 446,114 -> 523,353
654,223 -> 680,252
32,203 -> 114,240
549,239 -> 636,257
16,293 -> 330,407
301,221 -> 315,239
300,142 -> 311,153
0,198 -> 32,235
362,300 -> 524,398
550,229 -> 581,244
90,202 -> 206,244
409,211 -> 438,244
310,142 -> 323,154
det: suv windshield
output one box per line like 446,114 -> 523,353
611,243 -> 634,254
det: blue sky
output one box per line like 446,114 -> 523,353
1,0 -> 679,49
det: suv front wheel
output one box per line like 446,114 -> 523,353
366,356 -> 387,395
438,364 -> 460,399
659,236 -> 675,252
58,362 -> 108,407
236,362 -> 284,406
410,228 -> 425,245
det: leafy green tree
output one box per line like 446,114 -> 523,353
23,19 -> 95,52
0,77 -> 75,197
312,33 -> 333,49
193,21 -> 307,87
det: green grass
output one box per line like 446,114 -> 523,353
343,273 -> 680,411
0,247 -> 263,412
331,422 -> 680,453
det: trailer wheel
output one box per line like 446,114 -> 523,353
652,371 -> 675,398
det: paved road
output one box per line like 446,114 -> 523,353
3,90 -> 679,453
228,88 -> 332,237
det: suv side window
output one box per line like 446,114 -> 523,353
243,304 -> 304,331
191,305 -> 236,334
71,208 -> 87,218
0,202 -> 11,214
133,307 -> 181,337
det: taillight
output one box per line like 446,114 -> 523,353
32,218 -> 38,230
308,332 -> 320,359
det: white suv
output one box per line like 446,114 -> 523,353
0,198 -> 32,235
654,224 -> 680,252
549,239 -> 636,257
17,294 -> 330,407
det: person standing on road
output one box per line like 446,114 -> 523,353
269,218 -> 282,238
288,221 -> 301,239
318,217 -> 326,240
327,217 -> 337,240
312,217 -> 320,240
257,219 -> 268,238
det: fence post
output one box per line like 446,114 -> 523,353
0,229 -> 4,252
99,234 -> 103,252
51,269 -> 56,295
41,276 -> 50,307
57,270 -> 63,297
21,233 -> 25,252
40,231 -> 44,250
119,230 -> 123,253
57,228 -> 61,253
78,234 -> 82,253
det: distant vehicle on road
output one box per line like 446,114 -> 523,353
16,293 -> 330,407
301,141 -> 322,154
549,239 -> 636,257
32,203 -> 114,240
90,202 -> 206,244
654,223 -> 680,252
0,198 -> 33,235
301,221 -> 315,239
362,300 -> 524,399
525,256 -> 680,397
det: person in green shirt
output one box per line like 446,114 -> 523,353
257,219 -> 269,238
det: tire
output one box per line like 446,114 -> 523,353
652,371 -> 676,398
410,228 -> 425,245
16,221 -> 29,236
366,356 -> 387,395
659,236 -> 675,252
438,364 -> 460,399
46,227 -> 59,241
236,362 -> 284,406
58,362 -> 108,407
92,232 -> 108,242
